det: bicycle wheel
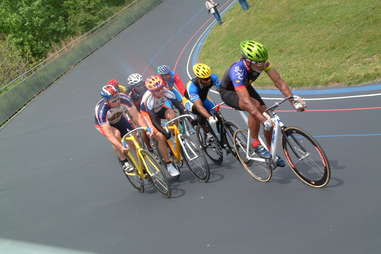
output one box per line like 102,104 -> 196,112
195,124 -> 223,165
221,121 -> 240,157
140,150 -> 172,198
122,155 -> 144,193
181,134 -> 210,182
282,126 -> 331,188
233,129 -> 272,182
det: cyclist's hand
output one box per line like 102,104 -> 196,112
185,101 -> 193,112
262,112 -> 273,131
145,127 -> 154,137
290,95 -> 306,112
208,116 -> 218,125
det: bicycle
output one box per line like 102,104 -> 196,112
195,102 -> 240,165
233,96 -> 331,188
121,127 -> 171,197
164,114 -> 210,182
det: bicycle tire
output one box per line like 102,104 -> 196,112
222,121 -> 240,157
140,150 -> 172,198
122,155 -> 144,193
282,126 -> 331,188
233,129 -> 272,182
195,124 -> 223,165
181,134 -> 210,182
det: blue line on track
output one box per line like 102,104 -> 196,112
314,133 -> 381,138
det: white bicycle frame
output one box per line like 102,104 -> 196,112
164,114 -> 199,161
244,113 -> 285,163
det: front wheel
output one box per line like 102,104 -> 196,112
140,150 -> 172,197
221,121 -> 240,157
282,126 -> 331,188
123,155 -> 144,193
181,135 -> 210,182
195,124 -> 223,165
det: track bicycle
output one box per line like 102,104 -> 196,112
233,96 -> 331,188
121,127 -> 171,197
195,102 -> 240,165
164,114 -> 210,182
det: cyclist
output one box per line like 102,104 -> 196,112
140,75 -> 187,177
157,65 -> 186,95
106,79 -> 127,94
125,73 -> 147,110
220,40 -> 305,166
94,84 -> 147,173
185,63 -> 221,141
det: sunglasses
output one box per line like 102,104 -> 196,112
108,97 -> 120,104
248,59 -> 266,65
200,77 -> 211,82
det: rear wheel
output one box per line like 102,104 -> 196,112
181,134 -> 210,182
233,129 -> 272,182
141,150 -> 172,197
282,126 -> 331,188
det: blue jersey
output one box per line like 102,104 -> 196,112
185,73 -> 221,103
221,59 -> 271,90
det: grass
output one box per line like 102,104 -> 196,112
199,0 -> 381,88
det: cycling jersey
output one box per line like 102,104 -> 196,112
140,88 -> 185,135
185,74 -> 221,102
220,59 -> 269,109
94,94 -> 135,135
124,82 -> 147,110
163,71 -> 186,95
221,59 -> 272,91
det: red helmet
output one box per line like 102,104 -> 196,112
100,84 -> 119,99
145,75 -> 164,91
106,79 -> 120,88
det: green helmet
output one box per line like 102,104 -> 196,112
240,40 -> 268,62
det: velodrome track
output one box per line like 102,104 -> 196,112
1,0 -> 381,253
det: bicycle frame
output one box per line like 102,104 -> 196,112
245,113 -> 285,163
121,127 -> 150,179
243,96 -> 294,163
164,114 -> 199,161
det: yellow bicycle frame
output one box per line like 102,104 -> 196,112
166,123 -> 183,163
122,131 -> 150,179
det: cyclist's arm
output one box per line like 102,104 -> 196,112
173,73 -> 186,95
127,104 -> 146,128
194,100 -> 212,119
266,68 -> 293,98
235,87 -> 267,122
170,98 -> 186,115
100,123 -> 125,150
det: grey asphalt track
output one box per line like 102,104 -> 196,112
1,0 -> 381,253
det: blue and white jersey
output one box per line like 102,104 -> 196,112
94,94 -> 133,126
186,73 -> 221,103
140,88 -> 177,114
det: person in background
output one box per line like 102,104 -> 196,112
205,0 -> 222,25
238,0 -> 250,11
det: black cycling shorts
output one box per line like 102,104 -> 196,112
220,86 -> 265,110
110,116 -> 134,137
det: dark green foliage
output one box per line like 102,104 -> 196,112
0,0 -> 130,61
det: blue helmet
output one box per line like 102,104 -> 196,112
157,65 -> 171,75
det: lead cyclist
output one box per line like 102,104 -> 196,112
219,40 -> 306,167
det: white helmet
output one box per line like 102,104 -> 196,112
127,73 -> 143,86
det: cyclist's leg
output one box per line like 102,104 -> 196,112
111,117 -> 136,159
151,108 -> 171,163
